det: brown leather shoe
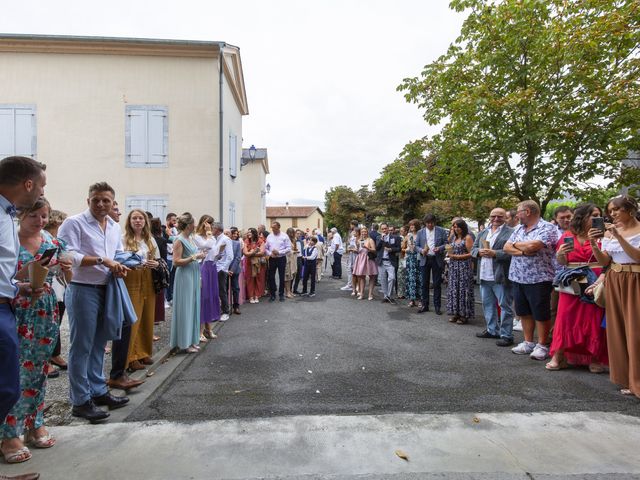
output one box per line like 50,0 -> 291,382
107,374 -> 144,390
140,357 -> 154,365
0,473 -> 40,480
128,360 -> 146,371
233,307 -> 241,315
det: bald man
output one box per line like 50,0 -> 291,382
471,208 -> 515,346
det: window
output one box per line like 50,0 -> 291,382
0,105 -> 37,159
292,218 -> 298,228
125,195 -> 168,221
229,133 -> 238,178
228,201 -> 236,227
125,105 -> 168,167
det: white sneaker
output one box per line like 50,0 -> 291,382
513,319 -> 523,331
164,301 -> 171,308
340,285 -> 353,291
530,343 -> 550,361
220,313 -> 230,322
511,341 -> 535,355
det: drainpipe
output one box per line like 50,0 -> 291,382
218,42 -> 226,223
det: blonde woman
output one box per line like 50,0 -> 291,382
122,209 -> 160,371
170,213 -> 206,353
351,227 -> 378,300
284,227 -> 298,298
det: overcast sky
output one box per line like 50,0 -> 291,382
2,0 -> 465,206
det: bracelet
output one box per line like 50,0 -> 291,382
191,254 -> 197,262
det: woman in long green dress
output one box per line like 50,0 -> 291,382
170,213 -> 206,353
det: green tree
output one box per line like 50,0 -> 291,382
324,185 -> 366,233
398,0 -> 640,213
372,142 -> 436,222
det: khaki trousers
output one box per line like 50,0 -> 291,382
125,268 -> 157,365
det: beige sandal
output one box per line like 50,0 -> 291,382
26,431 -> 56,449
1,444 -> 32,463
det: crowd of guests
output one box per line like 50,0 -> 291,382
1,154 -> 639,476
334,199 -> 640,398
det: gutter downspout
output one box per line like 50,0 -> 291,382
218,42 -> 226,223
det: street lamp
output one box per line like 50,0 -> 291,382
261,183 -> 271,197
249,145 -> 256,161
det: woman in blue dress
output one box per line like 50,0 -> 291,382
170,213 -> 206,354
1,198 -> 72,464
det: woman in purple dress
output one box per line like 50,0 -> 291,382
446,219 -> 475,324
193,215 -> 221,341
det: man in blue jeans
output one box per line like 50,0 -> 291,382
471,208 -> 515,346
0,156 -> 46,477
58,182 -> 135,422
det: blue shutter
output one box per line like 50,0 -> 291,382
126,106 -> 168,167
0,105 -> 36,158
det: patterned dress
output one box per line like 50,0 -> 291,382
0,231 -> 62,439
446,239 -> 475,319
405,233 -> 422,301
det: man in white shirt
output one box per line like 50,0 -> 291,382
58,182 -> 134,422
212,222 -> 233,321
265,221 -> 292,302
471,208 -> 515,346
329,227 -> 344,279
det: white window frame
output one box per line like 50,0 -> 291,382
228,201 -> 236,227
125,105 -> 168,168
125,195 -> 169,220
0,104 -> 37,159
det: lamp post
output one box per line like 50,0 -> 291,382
261,183 -> 271,197
249,144 -> 256,161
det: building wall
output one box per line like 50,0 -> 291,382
0,51 -> 223,220
240,160 -> 267,228
267,210 -> 324,234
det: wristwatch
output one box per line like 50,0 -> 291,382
96,257 -> 104,265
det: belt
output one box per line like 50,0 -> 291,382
567,262 -> 601,268
0,298 -> 10,304
611,263 -> 640,273
70,282 -> 107,289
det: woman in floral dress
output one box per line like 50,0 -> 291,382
405,219 -> 422,308
0,198 -> 71,464
446,219 -> 475,324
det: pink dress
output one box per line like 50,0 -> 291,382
352,243 -> 378,276
550,232 -> 608,365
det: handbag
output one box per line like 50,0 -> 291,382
151,258 -> 170,293
367,250 -> 377,261
593,280 -> 606,308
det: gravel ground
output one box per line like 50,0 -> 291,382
43,303 -> 174,426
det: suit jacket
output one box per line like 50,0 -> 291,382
414,226 -> 449,268
470,225 -> 514,285
375,233 -> 401,268
228,239 -> 243,275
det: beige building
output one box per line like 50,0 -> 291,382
0,34 -> 268,228
266,205 -> 324,233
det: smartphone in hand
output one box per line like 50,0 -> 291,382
563,236 -> 575,252
592,217 -> 605,233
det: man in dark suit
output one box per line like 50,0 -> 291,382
471,208 -> 515,346
414,214 -> 448,314
375,223 -> 401,304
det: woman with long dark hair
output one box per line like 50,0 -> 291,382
446,219 -> 475,324
547,204 -> 607,372
588,195 -> 640,397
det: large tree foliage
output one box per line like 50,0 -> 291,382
324,186 -> 366,233
398,0 -> 640,212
